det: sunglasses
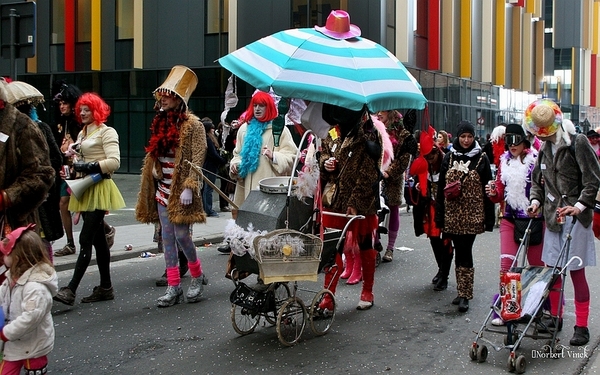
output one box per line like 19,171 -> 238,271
505,134 -> 524,147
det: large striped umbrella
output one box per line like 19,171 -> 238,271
218,28 -> 427,112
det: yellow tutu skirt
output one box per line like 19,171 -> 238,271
68,178 -> 126,212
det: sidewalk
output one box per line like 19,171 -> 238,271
52,173 -> 232,272
52,219 -> 230,272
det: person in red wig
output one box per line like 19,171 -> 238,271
229,91 -> 298,211
54,92 -> 125,306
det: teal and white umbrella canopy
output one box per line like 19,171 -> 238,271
218,28 -> 427,112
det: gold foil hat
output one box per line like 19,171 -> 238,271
153,65 -> 198,107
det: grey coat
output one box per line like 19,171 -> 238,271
530,133 -> 600,232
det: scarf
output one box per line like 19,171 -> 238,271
451,140 -> 482,158
238,118 -> 269,178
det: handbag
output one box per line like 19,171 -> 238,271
513,218 -> 543,245
443,179 -> 463,200
229,281 -> 275,313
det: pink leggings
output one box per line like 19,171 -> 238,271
499,219 -> 543,271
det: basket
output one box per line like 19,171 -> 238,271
253,229 -> 323,283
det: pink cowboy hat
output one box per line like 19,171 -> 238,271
315,10 -> 361,40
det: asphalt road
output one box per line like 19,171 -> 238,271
49,186 -> 600,374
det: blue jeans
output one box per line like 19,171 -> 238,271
202,171 -> 218,215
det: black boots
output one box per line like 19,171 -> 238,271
431,238 -> 453,291
434,277 -> 448,291
454,266 -> 474,312
570,326 -> 590,346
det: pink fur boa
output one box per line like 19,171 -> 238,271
371,115 -> 393,172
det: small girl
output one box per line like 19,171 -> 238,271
0,224 -> 57,375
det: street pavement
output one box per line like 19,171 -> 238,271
49,174 -> 600,374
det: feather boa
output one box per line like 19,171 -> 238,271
371,115 -> 393,172
223,219 -> 268,257
145,110 -> 185,158
499,150 -> 536,212
292,141 -> 319,201
238,118 -> 269,178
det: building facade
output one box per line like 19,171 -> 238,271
1,0 -> 598,172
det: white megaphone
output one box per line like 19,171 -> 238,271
66,173 -> 103,200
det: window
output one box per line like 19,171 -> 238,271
52,0 -> 65,44
292,0 -> 341,28
77,0 -> 91,42
207,0 -> 229,34
116,0 -> 134,39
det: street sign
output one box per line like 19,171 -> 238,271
1,2 -> 36,59
477,117 -> 485,125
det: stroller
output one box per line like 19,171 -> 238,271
469,218 -> 582,374
226,130 -> 365,346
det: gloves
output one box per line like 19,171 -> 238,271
180,188 -> 193,206
73,161 -> 101,174
593,201 -> 600,239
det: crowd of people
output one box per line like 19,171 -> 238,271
0,63 -> 599,373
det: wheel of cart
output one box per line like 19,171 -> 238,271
229,274 -> 292,335
253,228 -> 333,346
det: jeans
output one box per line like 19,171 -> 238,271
202,170 -> 218,215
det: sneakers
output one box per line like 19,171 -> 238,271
382,249 -> 393,262
220,206 -> 232,212
491,317 -> 505,326
570,326 -> 590,346
105,226 -> 116,250
157,286 -> 184,307
186,274 -> 208,303
55,243 -> 76,257
81,286 -> 114,303
54,287 -> 76,306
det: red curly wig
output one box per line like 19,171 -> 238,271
75,92 -> 111,124
241,91 -> 278,123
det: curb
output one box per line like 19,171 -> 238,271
54,235 -> 225,273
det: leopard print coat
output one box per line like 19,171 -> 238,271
381,126 -> 417,206
435,147 -> 495,235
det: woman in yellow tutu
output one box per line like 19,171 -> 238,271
54,92 -> 125,306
